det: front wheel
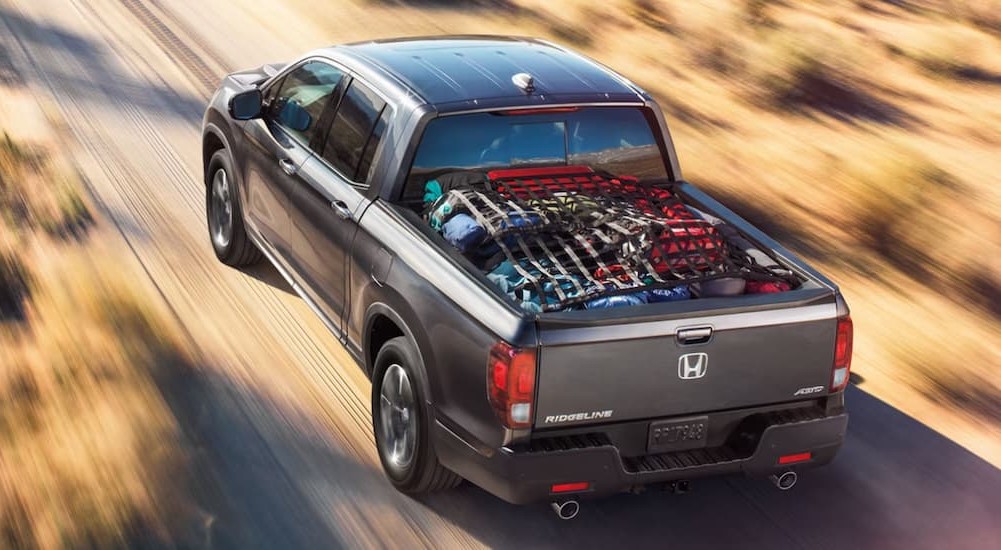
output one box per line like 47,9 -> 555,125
206,149 -> 261,266
373,337 -> 461,495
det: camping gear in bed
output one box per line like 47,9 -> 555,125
693,277 -> 747,297
426,167 -> 796,311
442,213 -> 487,253
745,280 -> 793,294
423,171 -> 490,208
647,285 -> 692,302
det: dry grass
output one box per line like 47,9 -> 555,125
0,248 -> 31,321
838,144 -> 960,264
877,287 -> 1001,427
742,0 -> 778,27
884,24 -> 995,81
1,124 -> 193,548
0,132 -> 92,240
0,256 -> 193,549
967,1 -> 1001,34
626,0 -> 673,32
747,30 -> 858,105
923,0 -> 1001,35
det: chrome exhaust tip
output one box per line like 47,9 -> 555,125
770,471 -> 798,491
551,500 -> 580,520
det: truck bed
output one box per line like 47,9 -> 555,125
395,168 -> 840,430
408,166 -> 809,311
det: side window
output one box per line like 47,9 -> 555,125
271,61 -> 344,146
322,80 -> 386,184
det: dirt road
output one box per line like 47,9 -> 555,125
2,1 -> 1000,548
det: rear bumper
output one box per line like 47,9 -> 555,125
434,408 -> 848,505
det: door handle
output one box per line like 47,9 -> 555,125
331,200 -> 353,220
279,158 -> 298,176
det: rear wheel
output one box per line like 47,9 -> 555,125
206,149 -> 261,266
373,337 -> 461,494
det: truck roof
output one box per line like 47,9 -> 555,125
332,36 -> 646,110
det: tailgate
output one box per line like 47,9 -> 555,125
534,298 -> 838,428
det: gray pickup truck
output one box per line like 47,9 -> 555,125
201,36 -> 851,516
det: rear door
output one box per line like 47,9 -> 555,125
287,77 -> 391,330
242,60 -> 345,255
533,294 -> 839,429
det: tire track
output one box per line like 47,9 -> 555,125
116,0 -> 228,96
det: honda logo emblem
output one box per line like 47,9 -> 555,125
678,353 -> 708,379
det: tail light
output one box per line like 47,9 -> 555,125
487,342 -> 537,429
830,315 -> 853,392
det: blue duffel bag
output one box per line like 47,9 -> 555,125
584,292 -> 649,310
442,213 -> 487,253
647,285 -> 692,302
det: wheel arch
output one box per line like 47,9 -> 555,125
202,111 -> 233,183
363,300 -> 435,406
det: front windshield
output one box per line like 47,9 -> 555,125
406,107 -> 668,198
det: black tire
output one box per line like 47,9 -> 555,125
206,149 -> 262,266
372,336 -> 461,494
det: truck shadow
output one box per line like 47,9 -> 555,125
421,386 -> 1001,549
145,356 -> 354,549
146,342 -> 1001,549
237,261 -> 295,296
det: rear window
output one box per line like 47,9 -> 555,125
323,80 -> 386,183
406,107 -> 668,198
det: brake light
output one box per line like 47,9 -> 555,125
487,165 -> 593,180
487,342 -> 537,429
500,107 -> 580,116
830,316 -> 853,392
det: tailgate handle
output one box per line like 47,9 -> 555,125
677,326 -> 713,345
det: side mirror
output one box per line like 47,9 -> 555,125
277,100 -> 312,132
228,89 -> 263,120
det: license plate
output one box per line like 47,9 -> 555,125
647,416 -> 709,454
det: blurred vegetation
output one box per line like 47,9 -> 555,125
931,0 -> 1001,35
883,24 -> 999,83
627,0 -> 673,32
839,145 -> 960,266
912,349 -> 1001,426
1,128 -> 193,548
0,131 -> 93,239
0,261 -> 193,549
747,32 -> 874,113
0,248 -> 31,321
